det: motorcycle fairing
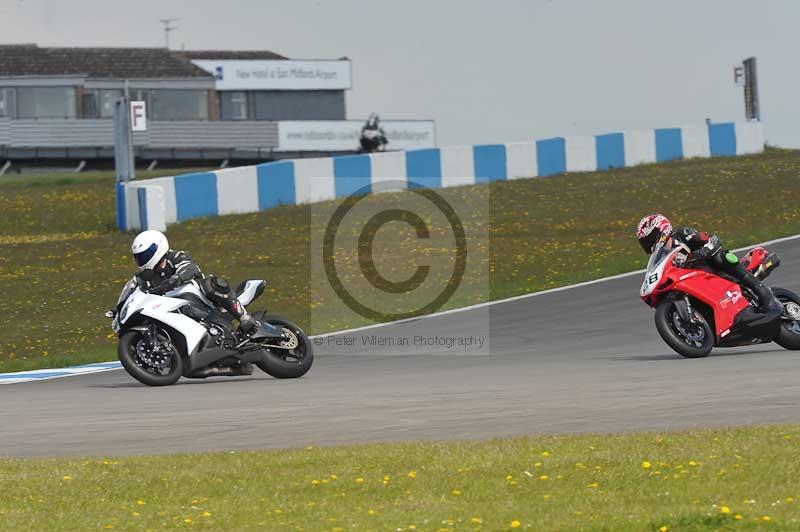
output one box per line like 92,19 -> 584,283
641,245 -> 750,338
122,289 -> 208,356
667,271 -> 750,338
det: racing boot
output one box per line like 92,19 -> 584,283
238,313 -> 260,334
738,267 -> 776,312
231,299 -> 260,334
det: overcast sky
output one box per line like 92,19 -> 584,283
0,0 -> 796,146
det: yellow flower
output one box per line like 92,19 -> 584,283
510,520 -> 521,528
688,460 -> 698,466
311,479 -> 320,486
762,515 -> 771,522
734,514 -> 743,520
542,451 -> 551,457
451,489 -> 462,496
720,506 -> 731,514
132,512 -> 140,517
136,500 -> 146,505
408,471 -> 417,478
62,475 -> 72,481
201,511 -> 211,517
355,477 -> 364,483
642,461 -> 652,469
659,527 -> 668,532
539,475 -> 549,481
470,517 -> 482,524
184,518 -> 193,524
367,509 -> 376,515
586,482 -> 599,488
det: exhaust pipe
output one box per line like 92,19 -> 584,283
187,366 -> 238,379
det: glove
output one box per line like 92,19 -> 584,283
151,275 -> 180,295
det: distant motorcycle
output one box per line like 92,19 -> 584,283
106,274 -> 313,386
641,244 -> 800,358
360,127 -> 388,152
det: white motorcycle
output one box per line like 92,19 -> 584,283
105,274 -> 313,386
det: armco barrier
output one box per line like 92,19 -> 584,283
120,121 -> 764,232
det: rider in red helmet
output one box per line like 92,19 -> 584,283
636,214 -> 774,311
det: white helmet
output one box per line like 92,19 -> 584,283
131,230 -> 169,271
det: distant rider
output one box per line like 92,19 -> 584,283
360,113 -> 388,152
130,230 -> 259,333
636,214 -> 774,312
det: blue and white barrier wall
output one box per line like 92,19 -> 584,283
120,121 -> 764,231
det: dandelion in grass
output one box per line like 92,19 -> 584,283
510,520 -> 521,529
408,471 -> 417,478
720,506 -> 731,514
470,517 -> 482,524
734,514 -> 744,520
451,489 -> 462,496
642,461 -> 652,469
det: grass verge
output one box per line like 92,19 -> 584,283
2,425 -> 800,530
3,150 -> 800,371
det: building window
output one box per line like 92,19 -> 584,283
0,88 -> 16,118
220,91 -> 248,120
83,89 -> 123,118
148,89 -> 208,120
17,87 -> 77,119
251,90 -> 345,120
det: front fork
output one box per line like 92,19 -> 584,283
673,295 -> 698,324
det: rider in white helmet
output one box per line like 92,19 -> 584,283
131,230 -> 259,333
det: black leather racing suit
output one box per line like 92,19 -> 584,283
670,227 -> 773,310
146,250 -> 246,320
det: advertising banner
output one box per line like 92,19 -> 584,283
192,60 -> 352,91
278,120 -> 436,151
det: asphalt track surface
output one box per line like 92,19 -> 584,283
3,239 -> 800,458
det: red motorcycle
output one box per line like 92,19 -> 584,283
640,243 -> 800,358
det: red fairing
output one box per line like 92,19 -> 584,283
641,248 -> 750,338
741,246 -> 768,273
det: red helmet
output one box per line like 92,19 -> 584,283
636,214 -> 672,254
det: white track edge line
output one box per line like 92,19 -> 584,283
311,232 -> 800,338
4,231 -> 800,381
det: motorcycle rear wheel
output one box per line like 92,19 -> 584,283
654,300 -> 714,358
254,314 -> 314,379
773,287 -> 800,350
118,329 -> 183,386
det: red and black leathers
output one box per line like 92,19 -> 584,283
669,227 -> 773,311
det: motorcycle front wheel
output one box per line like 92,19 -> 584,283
254,314 -> 314,379
118,329 -> 183,386
654,300 -> 714,358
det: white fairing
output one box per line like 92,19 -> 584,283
237,280 -> 265,306
117,282 -> 209,356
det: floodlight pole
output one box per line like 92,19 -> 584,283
113,96 -> 135,183
114,96 -> 136,230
